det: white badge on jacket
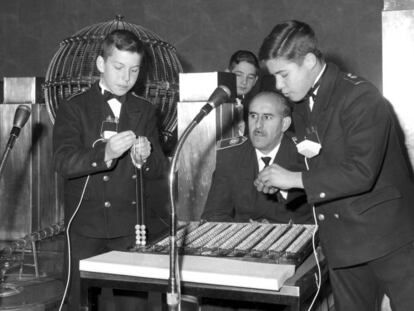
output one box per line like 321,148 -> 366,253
295,126 -> 322,158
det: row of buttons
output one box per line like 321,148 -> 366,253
91,161 -> 145,209
317,213 -> 340,221
98,163 -> 137,207
104,201 -> 137,208
102,175 -> 138,181
92,162 -> 150,172
317,192 -> 327,221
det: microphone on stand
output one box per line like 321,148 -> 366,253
193,85 -> 232,124
207,85 -> 232,108
7,105 -> 32,149
167,85 -> 231,311
0,105 -> 32,178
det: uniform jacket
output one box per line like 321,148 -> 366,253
53,82 -> 168,238
294,62 -> 414,268
201,135 -> 312,223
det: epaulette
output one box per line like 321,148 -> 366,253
131,92 -> 152,104
343,72 -> 367,86
216,136 -> 247,150
66,88 -> 88,101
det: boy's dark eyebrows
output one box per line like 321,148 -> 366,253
110,60 -> 123,65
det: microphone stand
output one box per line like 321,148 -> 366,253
166,103 -> 215,311
0,138 -> 14,289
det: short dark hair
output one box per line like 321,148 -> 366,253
250,91 -> 291,117
258,20 -> 323,64
228,50 -> 259,72
100,29 -> 145,60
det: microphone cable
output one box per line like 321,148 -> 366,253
58,175 -> 90,311
58,138 -> 103,311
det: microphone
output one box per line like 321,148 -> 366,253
0,104 -> 32,178
207,85 -> 231,108
194,85 -> 232,123
8,105 -> 32,149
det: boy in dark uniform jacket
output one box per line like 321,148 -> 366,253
53,29 -> 168,310
256,20 -> 414,311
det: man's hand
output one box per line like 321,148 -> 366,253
254,164 -> 304,193
104,131 -> 136,162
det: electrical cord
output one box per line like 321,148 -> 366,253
58,175 -> 90,311
304,157 -> 322,311
58,138 -> 103,311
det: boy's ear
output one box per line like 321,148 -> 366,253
303,52 -> 317,70
96,55 -> 105,73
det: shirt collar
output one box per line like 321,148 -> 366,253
312,63 -> 327,95
255,139 -> 282,168
99,81 -> 109,94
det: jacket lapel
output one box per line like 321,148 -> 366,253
274,135 -> 291,167
291,101 -> 309,141
119,94 -> 144,133
239,140 -> 259,208
87,83 -> 113,137
89,82 -> 107,116
240,140 -> 259,178
310,63 -> 341,144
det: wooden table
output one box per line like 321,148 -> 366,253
80,249 -> 326,311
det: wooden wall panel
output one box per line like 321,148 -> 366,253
0,104 -> 62,241
177,102 -> 237,220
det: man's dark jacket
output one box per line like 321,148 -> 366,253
201,135 -> 312,223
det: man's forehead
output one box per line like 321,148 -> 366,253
250,99 -> 279,113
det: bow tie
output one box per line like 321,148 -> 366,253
102,90 -> 127,104
305,81 -> 320,102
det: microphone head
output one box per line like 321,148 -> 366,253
217,85 -> 231,97
13,105 -> 31,129
207,85 -> 232,108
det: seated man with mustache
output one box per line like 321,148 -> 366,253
201,91 -> 311,224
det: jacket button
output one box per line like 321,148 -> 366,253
131,201 -> 136,205
104,201 -> 111,208
132,174 -> 137,179
91,162 -> 98,167
334,213 -> 340,219
145,167 -> 150,172
103,175 -> 110,181
317,213 -> 325,221
319,192 -> 326,199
